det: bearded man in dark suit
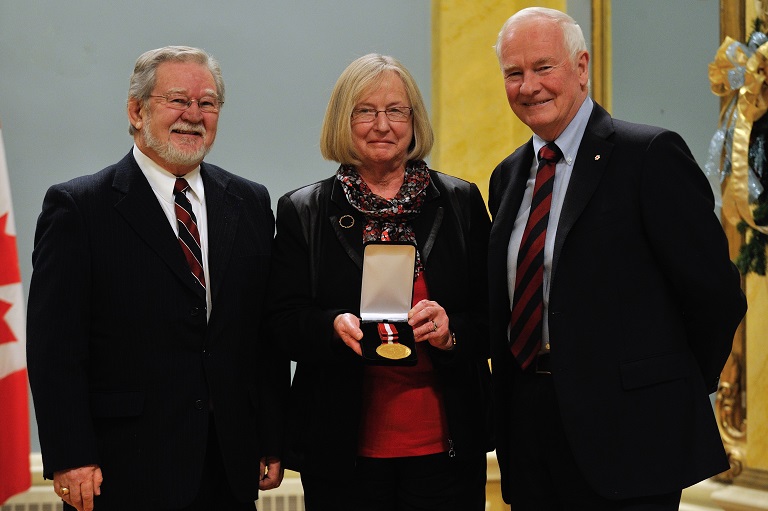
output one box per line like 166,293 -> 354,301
488,8 -> 747,510
27,46 -> 287,511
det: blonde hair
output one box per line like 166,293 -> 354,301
320,54 -> 433,165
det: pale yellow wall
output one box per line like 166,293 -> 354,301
430,4 -> 566,508
746,273 -> 768,472
430,0 -> 566,202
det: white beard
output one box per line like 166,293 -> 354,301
142,114 -> 212,168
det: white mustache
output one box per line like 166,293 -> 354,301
170,122 -> 205,136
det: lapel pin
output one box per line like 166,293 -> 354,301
594,155 -> 601,161
339,214 -> 355,229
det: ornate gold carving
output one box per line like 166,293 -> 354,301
714,1 -> 748,486
715,346 -> 747,482
734,467 -> 768,490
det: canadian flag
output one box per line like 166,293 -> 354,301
0,120 -> 31,504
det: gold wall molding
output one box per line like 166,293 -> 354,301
590,0 -> 611,112
715,0 -> 748,486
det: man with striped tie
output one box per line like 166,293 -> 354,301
27,46 -> 287,511
487,8 -> 746,511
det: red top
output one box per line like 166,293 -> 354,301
357,272 -> 449,457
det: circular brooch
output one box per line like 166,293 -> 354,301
339,214 -> 355,229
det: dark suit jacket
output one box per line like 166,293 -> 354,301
27,151 -> 288,510
267,170 -> 493,476
488,103 -> 746,501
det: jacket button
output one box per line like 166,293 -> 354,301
194,399 -> 204,410
190,306 -> 205,316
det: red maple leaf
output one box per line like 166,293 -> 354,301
0,213 -> 21,286
0,299 -> 15,345
0,213 -> 21,345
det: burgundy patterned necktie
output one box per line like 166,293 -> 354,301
509,143 -> 562,369
173,178 -> 206,291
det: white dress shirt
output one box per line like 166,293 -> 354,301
507,97 -> 594,349
133,145 -> 212,318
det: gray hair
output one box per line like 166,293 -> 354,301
494,7 -> 587,66
127,46 -> 224,135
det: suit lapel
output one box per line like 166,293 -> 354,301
201,163 -> 240,306
551,104 -> 615,281
487,144 -> 533,348
329,178 -> 364,269
413,179 -> 443,264
488,142 -> 533,286
112,152 -> 197,293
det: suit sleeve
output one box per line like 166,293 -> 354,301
27,185 -> 100,477
256,307 -> 290,458
243,184 -> 290,458
267,193 -> 356,364
640,130 -> 746,389
429,182 -> 491,365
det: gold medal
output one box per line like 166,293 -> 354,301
376,342 -> 412,360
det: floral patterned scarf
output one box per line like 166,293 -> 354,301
337,160 -> 430,276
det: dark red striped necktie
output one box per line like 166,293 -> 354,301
173,178 -> 206,291
509,143 -> 562,369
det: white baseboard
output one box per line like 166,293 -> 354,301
7,452 -> 753,511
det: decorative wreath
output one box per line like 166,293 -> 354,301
706,17 -> 768,275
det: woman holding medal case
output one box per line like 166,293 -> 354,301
267,53 -> 492,511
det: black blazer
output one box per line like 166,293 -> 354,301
27,151 -> 288,510
488,103 -> 746,501
267,170 -> 493,476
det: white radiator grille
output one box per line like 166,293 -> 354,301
2,487 -> 62,511
259,478 -> 305,511
259,491 -> 305,511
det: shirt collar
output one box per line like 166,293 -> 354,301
132,144 -> 204,204
532,96 -> 594,167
